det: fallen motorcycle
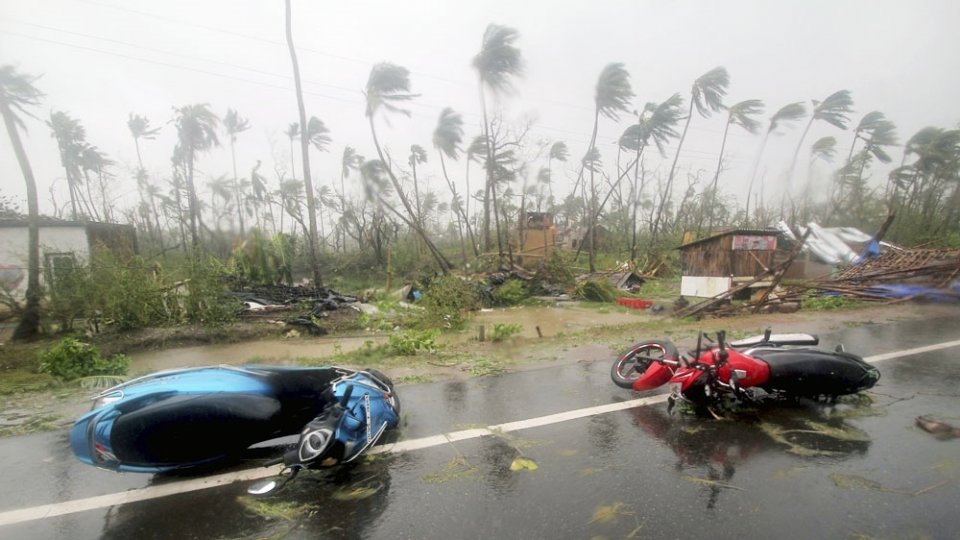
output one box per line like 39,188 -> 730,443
70,364 -> 400,490
610,329 -> 880,408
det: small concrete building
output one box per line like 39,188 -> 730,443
678,228 -> 779,297
0,219 -> 137,303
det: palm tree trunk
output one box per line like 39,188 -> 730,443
230,139 -> 245,237
439,152 -> 478,256
285,0 -> 323,288
185,149 -> 200,249
744,130 -> 770,224
479,83 -> 505,264
786,116 -> 815,185
652,99 -> 695,245
2,99 -> 42,340
702,119 -> 732,236
368,115 -> 452,272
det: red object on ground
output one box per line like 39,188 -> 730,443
616,297 -> 653,310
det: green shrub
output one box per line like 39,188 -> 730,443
184,256 -> 241,325
416,275 -> 481,330
388,329 -> 440,356
493,279 -> 529,306
491,323 -> 523,342
801,294 -> 852,310
533,250 -> 576,289
574,279 -> 618,302
38,338 -> 130,381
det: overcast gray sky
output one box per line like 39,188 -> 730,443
2,0 -> 960,218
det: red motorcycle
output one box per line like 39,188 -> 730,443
610,329 -> 880,408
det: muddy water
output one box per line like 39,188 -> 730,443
130,303 -> 653,373
131,335 -> 388,374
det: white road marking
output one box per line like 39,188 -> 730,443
1,337 -> 958,527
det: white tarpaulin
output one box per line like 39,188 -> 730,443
777,220 -> 873,265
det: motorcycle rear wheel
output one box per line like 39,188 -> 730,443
610,340 -> 678,389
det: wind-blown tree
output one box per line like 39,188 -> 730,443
835,117 -> 897,222
745,102 -> 806,222
703,98 -> 764,233
285,0 -> 323,287
810,136 -> 838,164
172,103 -> 219,250
619,94 -> 683,260
546,140 -> 568,208
303,116 -> 331,245
578,62 -> 634,272
127,113 -> 162,245
48,111 -> 88,220
340,146 -> 361,201
409,144 -> 428,226
79,145 -> 114,222
223,108 -> 250,236
473,23 -> 523,262
652,66 -> 729,244
432,107 -> 478,258
0,66 -> 44,340
364,62 -> 452,272
285,122 -> 299,178
786,90 -> 854,183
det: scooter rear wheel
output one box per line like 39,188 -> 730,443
610,340 -> 678,389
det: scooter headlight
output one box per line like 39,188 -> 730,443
298,428 -> 334,463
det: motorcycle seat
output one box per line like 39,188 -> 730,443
110,393 -> 282,466
750,348 -> 877,396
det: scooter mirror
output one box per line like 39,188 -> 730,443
247,478 -> 280,496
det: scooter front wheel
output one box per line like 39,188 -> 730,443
610,340 -> 678,389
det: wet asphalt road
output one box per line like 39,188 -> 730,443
1,314 -> 960,539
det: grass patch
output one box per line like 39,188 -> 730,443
0,370 -> 61,395
395,374 -> 434,385
0,413 -> 63,437
491,323 -> 523,342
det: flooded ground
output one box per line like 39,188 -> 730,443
130,303 -> 654,373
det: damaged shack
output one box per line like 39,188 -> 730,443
678,228 -> 779,297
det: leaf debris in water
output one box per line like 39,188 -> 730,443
238,497 -> 311,521
510,457 -> 539,472
682,475 -> 744,491
421,456 -> 479,484
588,502 -> 633,524
332,485 -> 381,501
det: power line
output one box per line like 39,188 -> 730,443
2,29 -> 743,165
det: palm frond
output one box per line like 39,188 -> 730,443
691,66 -> 729,117
582,147 -> 602,173
809,136 -> 837,162
223,108 -> 250,139
127,113 -> 160,140
595,62 -> 634,121
365,62 -> 418,117
549,141 -> 569,162
768,102 -> 806,133
473,24 -> 524,93
0,65 -> 44,128
305,116 -> 331,152
432,107 -> 464,160
727,99 -> 764,134
812,89 -> 854,130
409,144 -> 428,166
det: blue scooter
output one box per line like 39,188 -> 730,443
70,365 -> 400,492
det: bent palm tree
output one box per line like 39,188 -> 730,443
172,103 -> 219,249
223,108 -> 250,236
433,107 -> 478,257
745,101 -> 806,222
652,67 -> 729,243
48,111 -> 87,219
473,23 -> 523,262
703,98 -> 764,233
1,65 -> 44,340
579,62 -> 634,271
364,62 -> 451,272
786,90 -> 854,183
285,0 -> 323,286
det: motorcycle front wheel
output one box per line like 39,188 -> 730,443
610,340 -> 678,389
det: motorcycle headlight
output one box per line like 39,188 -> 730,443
298,428 -> 334,463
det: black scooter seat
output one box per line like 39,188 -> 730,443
750,348 -> 879,397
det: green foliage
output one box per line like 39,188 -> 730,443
416,275 -> 481,330
184,256 -> 240,325
574,279 -> 618,302
532,250 -> 575,289
228,229 -> 293,286
801,294 -> 854,310
493,279 -> 529,306
491,323 -> 523,342
38,337 -> 129,381
88,253 -> 169,330
388,329 -> 440,356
